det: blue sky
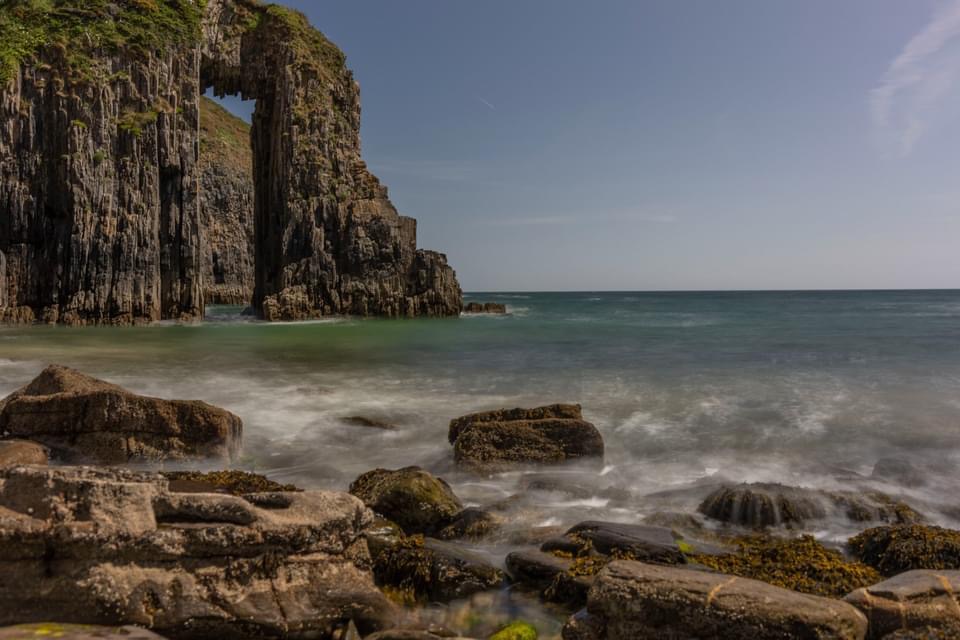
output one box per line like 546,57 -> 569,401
212,0 -> 960,291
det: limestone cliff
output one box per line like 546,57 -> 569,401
199,95 -> 254,306
0,0 -> 461,324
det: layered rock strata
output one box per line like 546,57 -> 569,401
0,465 -> 395,638
198,95 -> 254,305
0,365 -> 241,463
0,0 -> 461,324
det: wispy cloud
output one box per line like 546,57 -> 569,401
478,97 -> 497,111
480,211 -> 679,227
871,0 -> 960,156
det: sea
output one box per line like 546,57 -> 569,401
2,289 -> 959,549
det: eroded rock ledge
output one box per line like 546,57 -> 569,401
0,0 -> 461,324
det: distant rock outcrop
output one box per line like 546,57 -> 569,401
0,365 -> 241,463
198,96 -> 254,306
0,0 -> 461,324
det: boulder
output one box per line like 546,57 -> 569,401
0,465 -> 395,638
507,521 -> 729,606
699,483 -> 921,528
448,405 -> 603,472
844,571 -> 960,639
0,365 -> 242,464
0,439 -> 48,466
436,508 -> 503,541
350,467 -> 463,535
848,525 -> 960,575
562,560 -> 868,640
371,535 -> 505,603
463,302 -> 507,314
0,624 -> 168,640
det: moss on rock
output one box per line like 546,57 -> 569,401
0,0 -> 206,84
848,524 -> 960,576
162,470 -> 301,495
349,466 -> 462,535
489,621 -> 538,640
690,535 -> 880,598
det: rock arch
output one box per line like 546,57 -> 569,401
0,0 -> 461,325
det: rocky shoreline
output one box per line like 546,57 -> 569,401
0,365 -> 958,639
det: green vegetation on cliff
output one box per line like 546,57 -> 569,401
0,0 -> 206,83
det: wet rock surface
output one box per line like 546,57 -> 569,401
0,464 -> 395,638
849,525 -> 960,575
844,570 -> 960,640
0,365 -> 242,463
563,560 -> 869,640
698,483 -> 922,529
371,534 -> 505,604
449,405 -> 603,472
350,467 -> 463,535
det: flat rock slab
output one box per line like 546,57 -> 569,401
0,365 -> 241,463
0,624 -> 167,639
0,465 -> 394,638
564,560 -> 868,640
845,570 -> 960,639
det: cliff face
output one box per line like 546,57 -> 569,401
0,0 -> 461,324
199,95 -> 254,306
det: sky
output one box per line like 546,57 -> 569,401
211,0 -> 960,292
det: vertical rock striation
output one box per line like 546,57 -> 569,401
0,0 -> 461,325
198,95 -> 254,305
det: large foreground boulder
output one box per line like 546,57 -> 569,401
0,465 -> 394,638
449,404 -> 603,472
563,560 -> 868,640
845,571 -> 960,639
0,365 -> 242,463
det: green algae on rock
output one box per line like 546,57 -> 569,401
690,535 -> 881,598
489,621 -> 538,640
350,466 -> 462,535
848,524 -> 960,576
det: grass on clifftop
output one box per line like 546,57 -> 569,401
199,95 -> 252,166
0,0 -> 206,84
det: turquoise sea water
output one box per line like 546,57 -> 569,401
2,289 -> 960,541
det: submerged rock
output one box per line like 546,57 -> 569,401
340,416 -> 398,430
0,465 -> 394,637
350,467 -> 463,535
0,439 -> 48,466
449,404 -> 603,472
848,525 -> 960,575
562,560 -> 868,640
844,570 -> 960,639
0,365 -> 242,464
871,457 -> 927,488
489,621 -> 538,640
698,483 -> 922,528
463,302 -> 507,314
